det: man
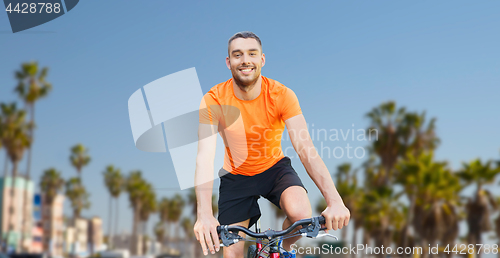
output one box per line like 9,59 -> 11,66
194,31 -> 350,258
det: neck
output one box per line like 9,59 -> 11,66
233,76 -> 262,101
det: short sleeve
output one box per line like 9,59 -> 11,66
199,91 -> 221,125
280,88 -> 302,121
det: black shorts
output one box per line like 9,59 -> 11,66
217,156 -> 307,229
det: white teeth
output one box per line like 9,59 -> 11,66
241,68 -> 252,72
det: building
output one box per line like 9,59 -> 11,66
74,217 -> 88,254
33,194 -> 42,222
0,176 -> 34,252
31,222 -> 43,253
88,216 -> 103,253
62,216 -> 103,256
31,194 -> 43,253
62,217 -> 90,256
63,226 -> 75,254
41,194 -> 65,257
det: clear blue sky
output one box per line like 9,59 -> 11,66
1,0 -> 499,239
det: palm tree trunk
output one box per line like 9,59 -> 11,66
1,154 -> 8,251
115,196 -> 119,244
402,190 -> 416,258
19,174 -> 30,252
342,227 -> 347,243
162,221 -> 168,247
7,161 -> 19,252
47,200 -> 53,258
362,230 -> 370,258
73,213 -> 78,254
352,225 -> 358,258
131,203 -> 141,255
421,238 -> 428,258
20,105 -> 34,252
2,153 -> 7,177
143,219 -> 149,255
175,223 -> 180,249
1,156 -> 10,252
108,194 -> 113,249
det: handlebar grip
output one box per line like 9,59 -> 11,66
318,216 -> 326,225
216,226 -> 221,234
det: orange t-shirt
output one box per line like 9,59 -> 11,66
199,76 -> 302,176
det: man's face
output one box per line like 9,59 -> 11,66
226,38 -> 265,89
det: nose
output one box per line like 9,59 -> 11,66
241,53 -> 251,64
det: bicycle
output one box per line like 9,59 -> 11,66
217,216 -> 338,258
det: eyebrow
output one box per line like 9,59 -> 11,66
231,48 -> 260,55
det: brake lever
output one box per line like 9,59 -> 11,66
316,231 -> 339,240
219,225 -> 242,247
296,217 -> 322,238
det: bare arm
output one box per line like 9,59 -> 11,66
285,114 -> 350,230
194,123 -> 220,255
195,123 -> 217,213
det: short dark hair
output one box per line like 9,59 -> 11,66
228,31 -> 262,55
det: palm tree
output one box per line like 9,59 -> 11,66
367,103 -> 440,251
154,221 -> 165,244
181,217 -> 195,257
125,171 -> 150,255
68,143 -> 91,252
365,101 -> 406,187
65,177 -> 90,252
457,159 -> 500,248
13,63 -> 51,175
495,196 -> 500,258
65,177 -> 91,218
0,103 -> 32,252
398,111 -> 439,157
359,185 -> 403,255
70,143 -> 91,179
139,188 -> 157,255
188,189 -> 196,216
39,168 -> 64,257
181,217 -> 194,239
397,111 -> 440,249
349,188 -> 365,251
167,194 -> 185,243
187,188 -> 218,218
14,61 -> 52,251
103,165 -> 124,249
158,197 -> 170,240
0,113 -> 7,178
398,152 -> 461,257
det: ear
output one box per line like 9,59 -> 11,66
226,56 -> 231,70
261,53 -> 266,68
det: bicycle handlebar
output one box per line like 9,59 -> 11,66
217,216 -> 326,239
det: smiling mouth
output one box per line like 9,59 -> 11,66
239,67 -> 254,75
